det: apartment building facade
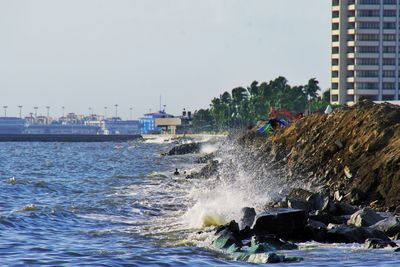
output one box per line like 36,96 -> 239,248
331,0 -> 400,105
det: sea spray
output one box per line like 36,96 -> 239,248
183,138 -> 289,229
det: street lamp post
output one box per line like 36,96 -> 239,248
18,106 -> 23,118
46,106 -> 50,118
34,107 -> 38,117
129,107 -> 133,120
114,104 -> 118,118
3,106 -> 8,117
62,106 -> 65,117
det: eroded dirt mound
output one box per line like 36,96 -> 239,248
239,100 -> 400,210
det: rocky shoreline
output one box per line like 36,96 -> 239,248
165,101 -> 400,263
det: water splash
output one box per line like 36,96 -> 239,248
183,138 -> 288,229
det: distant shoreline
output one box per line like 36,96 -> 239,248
0,134 -> 142,142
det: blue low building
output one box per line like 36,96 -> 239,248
104,118 -> 141,135
140,111 -> 174,134
24,124 -> 101,135
0,117 -> 26,134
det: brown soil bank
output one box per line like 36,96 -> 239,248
239,100 -> 400,210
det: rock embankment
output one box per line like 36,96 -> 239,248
238,100 -> 400,210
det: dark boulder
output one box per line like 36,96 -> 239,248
252,209 -> 307,240
213,221 -> 242,249
186,160 -> 219,179
196,153 -> 215,163
334,202 -> 359,216
326,224 -> 390,243
347,208 -> 384,227
371,216 -> 400,237
287,188 -> 334,213
309,210 -> 347,225
249,235 -> 298,252
239,207 -> 256,229
365,238 -> 397,249
167,142 -> 201,155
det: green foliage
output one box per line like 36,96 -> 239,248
193,76 -> 329,132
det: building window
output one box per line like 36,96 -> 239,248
383,82 -> 395,89
383,58 -> 396,65
383,46 -> 396,53
357,58 -> 379,65
332,95 -> 339,102
357,46 -> 379,53
383,70 -> 395,77
356,82 -> 379,90
356,70 -> 379,77
383,34 -> 396,41
357,34 -> 379,41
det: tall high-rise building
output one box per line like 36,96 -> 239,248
331,0 -> 400,105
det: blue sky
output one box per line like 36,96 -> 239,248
0,0 -> 330,119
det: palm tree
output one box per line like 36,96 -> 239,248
304,78 -> 321,113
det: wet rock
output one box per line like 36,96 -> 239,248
250,235 -> 298,252
371,216 -> 400,237
334,202 -> 359,216
365,238 -> 397,249
213,221 -> 241,249
239,207 -> 256,229
252,209 -> 307,240
196,153 -> 215,164
326,224 -> 389,243
308,219 -> 327,230
167,142 -> 201,155
287,199 -> 313,212
344,188 -> 367,205
186,160 -> 219,179
309,211 -> 347,225
236,252 -> 303,264
347,208 -> 384,227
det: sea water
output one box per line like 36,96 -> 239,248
0,141 -> 399,266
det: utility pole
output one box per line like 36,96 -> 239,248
46,106 -> 50,118
34,107 -> 38,117
62,106 -> 65,117
129,107 -> 133,120
3,106 -> 7,117
18,105 -> 23,118
114,104 -> 118,118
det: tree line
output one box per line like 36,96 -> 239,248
192,76 -> 330,132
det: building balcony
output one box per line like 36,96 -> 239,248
352,5 -> 380,11
383,29 -> 396,34
332,41 -> 340,47
356,17 -> 380,23
355,41 -> 379,46
331,77 -> 339,83
347,41 -> 355,47
347,77 -> 355,83
383,77 -> 396,82
332,17 -> 340,24
355,89 -> 379,96
332,65 -> 339,71
383,90 -> 396,95
355,29 -> 380,34
332,53 -> 340,59
332,29 -> 340,36
354,52 -> 380,58
347,29 -> 356,35
354,77 -> 380,83
352,65 -> 379,71
332,5 -> 340,12
383,17 -> 397,22
383,41 -> 396,46
382,65 -> 396,70
347,89 -> 355,95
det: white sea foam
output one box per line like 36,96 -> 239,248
182,139 -> 285,229
199,143 -> 218,154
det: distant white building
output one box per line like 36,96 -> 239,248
331,0 -> 400,105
